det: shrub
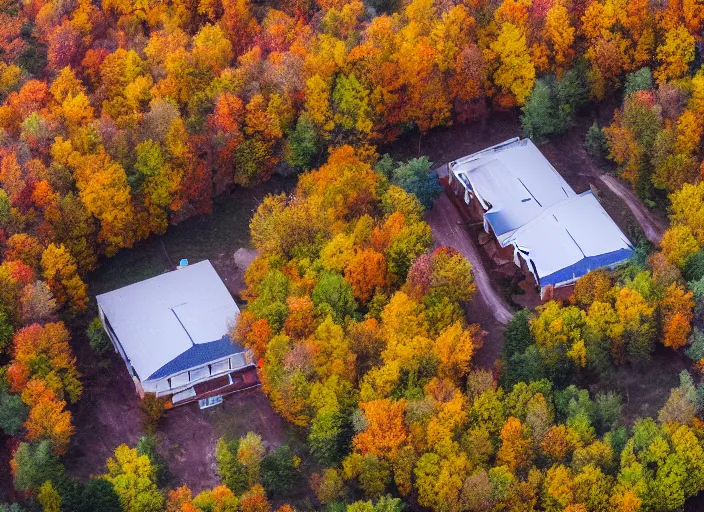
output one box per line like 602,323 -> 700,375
556,64 -> 588,116
86,317 -> 112,357
237,432 -> 266,485
312,273 -> 358,323
624,67 -> 653,97
311,468 -> 344,505
367,0 -> 400,14
502,310 -> 533,359
0,311 -> 14,353
0,504 -> 24,512
260,445 -> 300,497
594,392 -> 622,434
658,387 -> 696,425
0,386 -> 28,436
584,122 -> 608,161
38,481 -> 61,512
79,479 -> 121,512
501,346 -> 546,389
12,440 -> 64,492
53,476 -> 84,512
309,407 -> 349,466
684,250 -> 704,282
374,154 -> 395,179
140,394 -> 166,434
522,66 -> 588,144
239,484 -> 271,512
216,438 -> 249,494
286,113 -> 320,171
136,436 -> 170,487
686,328 -> 704,362
521,78 -> 560,143
389,156 -> 442,210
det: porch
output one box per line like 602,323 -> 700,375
167,366 -> 261,408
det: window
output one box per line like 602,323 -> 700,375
230,354 -> 246,368
171,372 -> 189,388
199,395 -> 223,409
189,366 -> 209,382
211,360 -> 230,375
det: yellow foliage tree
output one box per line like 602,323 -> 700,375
433,322 -> 478,382
545,1 -> 575,76
353,398 -> 408,458
41,243 -> 88,312
497,416 -> 533,472
655,25 -> 695,83
670,182 -> 704,244
487,22 -> 536,107
660,225 -> 700,268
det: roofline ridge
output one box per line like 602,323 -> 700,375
96,259 -> 213,299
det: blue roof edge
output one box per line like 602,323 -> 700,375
146,335 -> 245,381
539,248 -> 635,287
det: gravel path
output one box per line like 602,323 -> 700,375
425,194 -> 514,325
598,174 -> 666,245
570,140 -> 667,245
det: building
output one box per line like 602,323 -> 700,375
96,260 -> 258,408
447,137 -> 634,299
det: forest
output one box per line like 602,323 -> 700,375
2,0 -> 704,510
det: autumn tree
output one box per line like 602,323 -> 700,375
103,445 -> 164,512
487,22 -> 536,107
655,26 -> 695,83
353,399 -> 407,458
40,244 -> 87,313
216,438 -> 249,494
345,249 -> 389,303
8,322 -> 82,403
660,283 -> 695,350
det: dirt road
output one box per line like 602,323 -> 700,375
426,195 -> 514,325
598,174 -> 666,245
566,135 -> 667,246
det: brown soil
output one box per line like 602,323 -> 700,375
426,195 -> 514,326
66,338 -> 288,494
598,174 -> 666,244
610,347 -> 689,425
425,194 -> 511,368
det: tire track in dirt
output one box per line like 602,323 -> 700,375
598,174 -> 666,245
572,141 -> 667,246
425,194 -> 514,325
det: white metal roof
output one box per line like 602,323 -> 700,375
449,138 -> 634,287
96,260 -> 240,381
450,138 -> 576,243
504,192 -> 634,285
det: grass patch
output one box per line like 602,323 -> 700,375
88,176 -> 295,295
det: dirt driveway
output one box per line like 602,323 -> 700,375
426,194 -> 514,326
597,174 -> 665,244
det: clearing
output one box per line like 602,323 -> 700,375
383,110 -> 668,249
425,194 -> 511,367
427,193 -> 513,326
598,174 -> 666,244
63,176 -> 300,495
